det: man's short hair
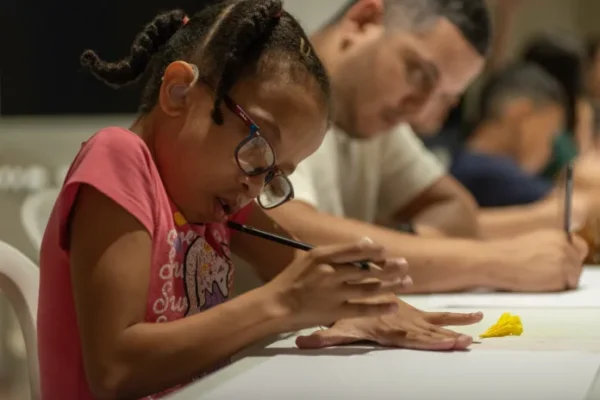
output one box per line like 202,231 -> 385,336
521,33 -> 584,131
325,0 -> 491,56
477,63 -> 565,123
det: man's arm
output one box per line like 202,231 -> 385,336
267,201 -> 501,293
465,155 -> 591,238
478,190 -> 590,239
451,149 -> 571,238
395,175 -> 479,238
478,201 -> 558,239
572,154 -> 600,190
378,126 -> 479,238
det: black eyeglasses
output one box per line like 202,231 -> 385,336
221,95 -> 295,209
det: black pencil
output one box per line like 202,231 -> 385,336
227,221 -> 370,270
564,162 -> 574,242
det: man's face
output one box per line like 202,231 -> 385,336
332,17 -> 484,138
410,94 -> 460,137
511,102 -> 565,174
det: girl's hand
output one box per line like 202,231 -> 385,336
264,238 -> 412,331
296,297 -> 483,351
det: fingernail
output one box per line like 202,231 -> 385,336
402,276 -> 413,286
359,236 -> 374,244
472,312 -> 483,317
459,334 -> 472,340
392,258 -> 408,265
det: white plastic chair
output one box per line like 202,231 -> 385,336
21,188 -> 60,252
0,240 -> 40,399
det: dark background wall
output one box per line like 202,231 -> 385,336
0,0 -> 216,115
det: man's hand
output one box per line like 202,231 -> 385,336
576,196 -> 600,264
490,229 -> 588,291
295,297 -> 483,351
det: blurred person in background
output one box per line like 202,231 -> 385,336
292,0 -> 485,239
521,34 -> 590,172
523,35 -> 600,203
453,63 -> 566,209
450,63 -> 600,240
585,35 -> 600,142
421,32 -> 600,246
416,33 -> 600,259
266,0 -> 588,303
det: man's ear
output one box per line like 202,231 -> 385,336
158,61 -> 199,116
337,0 -> 384,53
343,0 -> 384,29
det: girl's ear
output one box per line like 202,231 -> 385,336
169,63 -> 200,104
159,61 -> 200,116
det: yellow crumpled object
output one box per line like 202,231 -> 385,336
479,312 -> 523,338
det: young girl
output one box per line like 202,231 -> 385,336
37,1 -> 410,398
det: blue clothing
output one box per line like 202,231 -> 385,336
451,150 -> 553,207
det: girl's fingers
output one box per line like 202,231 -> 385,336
341,277 -> 412,300
335,258 -> 409,284
309,238 -> 385,266
424,311 -> 484,326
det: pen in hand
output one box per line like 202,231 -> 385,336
226,221 -> 371,270
564,162 -> 574,242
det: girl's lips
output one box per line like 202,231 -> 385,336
217,197 -> 242,215
217,198 -> 232,214
213,198 -> 227,221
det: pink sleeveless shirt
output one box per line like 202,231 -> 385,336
37,127 -> 252,399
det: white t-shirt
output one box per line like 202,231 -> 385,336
289,124 -> 446,223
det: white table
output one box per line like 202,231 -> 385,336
168,306 -> 600,399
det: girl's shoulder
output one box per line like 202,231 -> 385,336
56,126 -> 164,241
83,126 -> 148,152
71,126 -> 156,178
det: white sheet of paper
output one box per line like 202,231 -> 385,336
425,267 -> 600,308
197,350 -> 600,400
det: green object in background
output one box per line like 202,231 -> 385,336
540,133 -> 578,179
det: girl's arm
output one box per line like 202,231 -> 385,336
70,185 -> 287,399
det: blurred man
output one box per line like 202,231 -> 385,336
267,0 -> 588,294
457,64 -> 565,206
411,0 -> 523,138
452,64 -> 600,266
452,64 -> 591,235
286,0 -> 487,238
586,35 -> 600,139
